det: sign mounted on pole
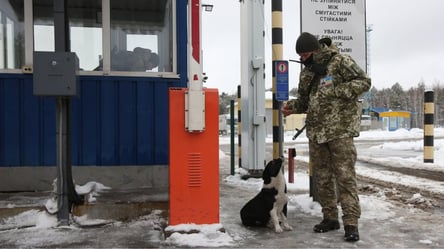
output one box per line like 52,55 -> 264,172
275,60 -> 289,101
300,0 -> 367,71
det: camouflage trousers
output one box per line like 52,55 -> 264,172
309,137 -> 361,226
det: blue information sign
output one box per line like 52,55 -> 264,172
275,60 -> 289,101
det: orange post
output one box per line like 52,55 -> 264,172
168,88 -> 219,225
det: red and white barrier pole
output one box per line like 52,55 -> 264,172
186,0 -> 205,132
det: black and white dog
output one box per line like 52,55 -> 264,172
240,158 -> 293,233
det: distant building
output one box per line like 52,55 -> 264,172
378,111 -> 411,131
360,114 -> 371,131
370,108 -> 411,131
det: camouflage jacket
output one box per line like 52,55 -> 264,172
286,46 -> 371,143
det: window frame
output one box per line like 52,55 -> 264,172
0,0 -> 179,79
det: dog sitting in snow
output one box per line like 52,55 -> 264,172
240,158 -> 293,233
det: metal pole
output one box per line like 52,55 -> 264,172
424,90 -> 434,163
230,100 -> 235,175
240,0 -> 266,175
272,0 -> 283,159
56,97 -> 70,225
288,148 -> 295,183
54,0 -> 70,225
237,85 -> 242,168
54,0 -> 83,225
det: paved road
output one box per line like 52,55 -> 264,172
217,154 -> 444,248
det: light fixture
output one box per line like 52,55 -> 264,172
202,4 -> 214,12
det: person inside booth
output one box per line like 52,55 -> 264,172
95,47 -> 159,72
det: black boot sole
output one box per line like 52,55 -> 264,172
344,234 -> 360,242
313,223 -> 340,233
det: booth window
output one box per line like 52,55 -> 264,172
33,0 -> 104,72
0,0 -> 25,69
1,0 -> 174,74
108,0 -> 172,73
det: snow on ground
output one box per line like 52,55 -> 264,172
286,128 -> 444,196
164,223 -> 235,247
1,128 -> 443,248
118,126 -> 443,248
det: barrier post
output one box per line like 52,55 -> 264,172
169,88 -> 219,225
288,148 -> 295,183
230,100 -> 235,175
237,85 -> 242,168
424,90 -> 434,163
272,0 -> 284,159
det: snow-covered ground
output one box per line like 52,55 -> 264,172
1,128 -> 443,248
171,127 -> 444,247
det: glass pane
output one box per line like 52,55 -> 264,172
109,0 -> 172,72
68,0 -> 102,71
71,26 -> 102,71
6,17 -> 14,68
34,24 -> 54,51
33,0 -> 54,52
34,0 -> 102,71
0,0 -> 25,69
0,11 -> 4,68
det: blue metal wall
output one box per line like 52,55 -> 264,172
0,74 -> 185,167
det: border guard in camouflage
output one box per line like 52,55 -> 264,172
282,32 -> 371,242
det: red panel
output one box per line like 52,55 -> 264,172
169,88 -> 219,225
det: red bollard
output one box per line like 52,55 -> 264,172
288,148 -> 296,183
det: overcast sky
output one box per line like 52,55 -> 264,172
202,0 -> 444,94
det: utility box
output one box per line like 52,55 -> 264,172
169,88 -> 219,225
33,52 -> 79,96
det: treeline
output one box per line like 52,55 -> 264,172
219,92 -> 237,115
219,81 -> 444,128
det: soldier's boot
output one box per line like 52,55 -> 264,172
344,225 -> 360,242
313,219 -> 340,233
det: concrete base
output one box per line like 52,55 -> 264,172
0,165 -> 169,192
72,188 -> 169,222
0,187 -> 169,230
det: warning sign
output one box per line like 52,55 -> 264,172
301,0 -> 367,71
275,60 -> 289,101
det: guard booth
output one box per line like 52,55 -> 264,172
369,108 -> 411,131
379,111 -> 411,131
1,0 -> 219,226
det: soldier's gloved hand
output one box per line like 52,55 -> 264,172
306,64 -> 327,75
281,103 -> 294,117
